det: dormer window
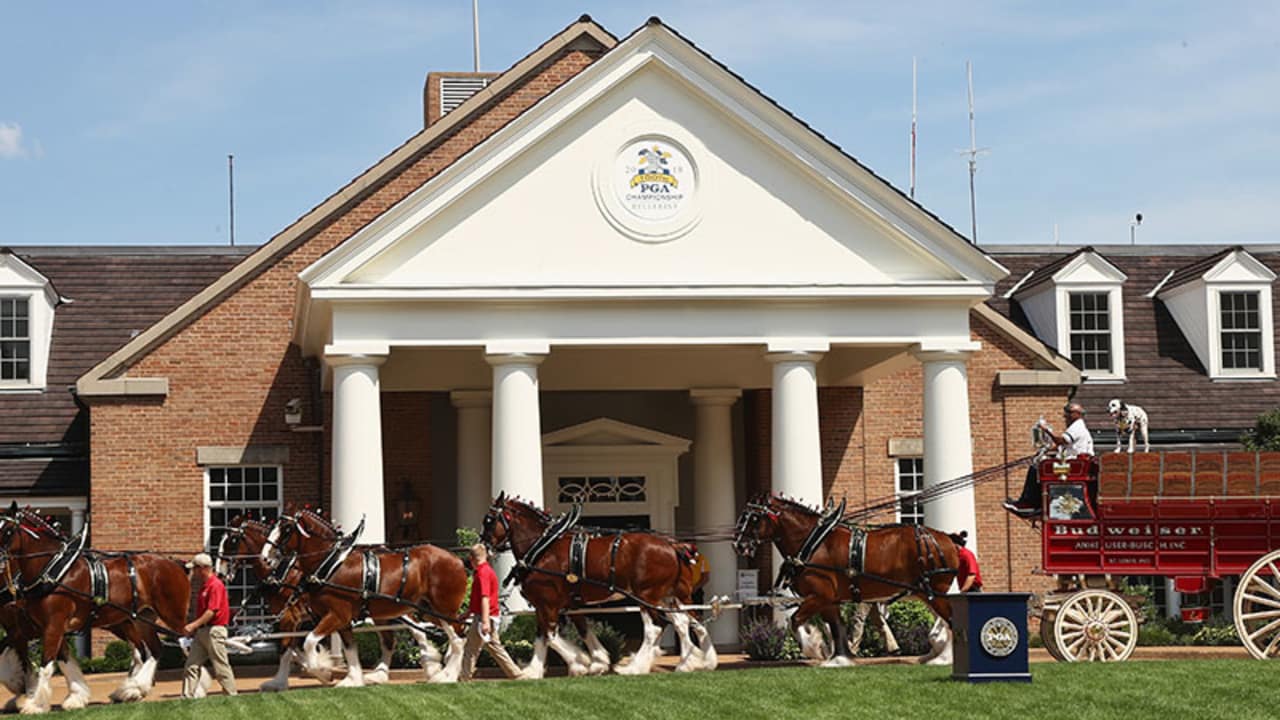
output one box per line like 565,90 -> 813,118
1159,247 -> 1275,380
0,297 -> 30,381
0,251 -> 58,391
1010,248 -> 1127,381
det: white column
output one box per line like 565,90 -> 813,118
70,507 -> 85,535
487,344 -> 548,610
451,390 -> 492,532
914,347 -> 977,552
328,354 -> 388,545
691,388 -> 742,646
765,349 -> 826,505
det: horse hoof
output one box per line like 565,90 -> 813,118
567,662 -> 590,677
308,668 -> 333,684
60,694 -> 89,711
428,669 -> 458,685
587,662 -> 609,676
17,702 -> 47,716
364,669 -> 389,685
516,669 -> 543,681
259,679 -> 288,693
821,656 -> 854,668
108,684 -> 142,704
336,675 -> 363,689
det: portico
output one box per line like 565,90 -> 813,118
292,20 -> 1006,639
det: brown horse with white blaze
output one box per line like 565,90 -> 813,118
215,516 -> 403,691
480,494 -> 716,678
0,508 -> 191,713
262,510 -> 469,686
733,494 -> 960,666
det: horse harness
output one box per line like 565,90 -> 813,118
775,520 -> 957,603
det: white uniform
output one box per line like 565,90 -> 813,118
1062,417 -> 1094,457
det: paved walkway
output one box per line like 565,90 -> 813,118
1,646 -> 1253,710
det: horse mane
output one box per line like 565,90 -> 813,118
506,496 -> 552,522
771,494 -> 822,516
296,509 -> 340,537
16,508 -> 63,539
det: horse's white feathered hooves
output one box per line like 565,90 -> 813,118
57,656 -> 92,710
19,661 -> 55,715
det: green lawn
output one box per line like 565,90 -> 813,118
67,661 -> 1273,720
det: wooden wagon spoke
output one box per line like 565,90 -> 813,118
1246,617 -> 1280,643
1264,631 -> 1280,658
1240,609 -> 1280,622
1247,574 -> 1280,602
1241,592 -> 1280,610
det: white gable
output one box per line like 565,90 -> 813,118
543,417 -> 690,450
1204,249 -> 1277,283
1160,249 -> 1276,378
301,24 -> 1005,295
1013,250 -> 1128,380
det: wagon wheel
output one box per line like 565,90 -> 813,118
1039,611 -> 1066,662
1233,548 -> 1280,659
1052,589 -> 1137,662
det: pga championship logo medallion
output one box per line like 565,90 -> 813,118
980,616 -> 1018,658
615,139 -> 694,222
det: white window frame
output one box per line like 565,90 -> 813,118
1212,287 -> 1274,379
895,457 -> 925,525
1057,284 -> 1126,382
0,296 -> 31,384
0,253 -> 57,392
203,465 -> 284,625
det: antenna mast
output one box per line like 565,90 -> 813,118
227,154 -> 235,247
910,57 -> 917,200
959,61 -> 989,243
472,0 -> 481,72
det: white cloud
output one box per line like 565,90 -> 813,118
0,122 -> 33,158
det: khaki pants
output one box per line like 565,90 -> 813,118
460,617 -> 522,680
848,602 -> 899,654
182,625 -> 238,697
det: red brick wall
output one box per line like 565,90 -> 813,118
86,46 -> 604,556
381,392 -> 432,543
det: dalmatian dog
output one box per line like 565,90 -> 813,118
1107,399 -> 1149,453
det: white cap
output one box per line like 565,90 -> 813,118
186,552 -> 213,569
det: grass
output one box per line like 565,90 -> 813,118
63,660 -> 1275,720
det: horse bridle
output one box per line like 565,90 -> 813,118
732,499 -> 778,559
481,503 -> 512,553
0,513 -> 70,597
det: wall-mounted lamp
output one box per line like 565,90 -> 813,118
285,397 -> 303,426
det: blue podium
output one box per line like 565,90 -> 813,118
950,592 -> 1032,683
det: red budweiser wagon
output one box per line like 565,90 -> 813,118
1034,450 -> 1280,662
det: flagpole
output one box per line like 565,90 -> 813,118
910,57 -> 917,200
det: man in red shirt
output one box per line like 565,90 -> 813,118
460,544 -> 522,680
949,531 -> 983,592
182,552 -> 238,697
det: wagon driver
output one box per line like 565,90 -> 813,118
1004,402 -> 1094,517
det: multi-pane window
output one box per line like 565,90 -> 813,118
1068,292 -> 1111,372
0,298 -> 30,381
1220,292 -> 1262,371
206,466 -> 282,626
895,458 -> 925,526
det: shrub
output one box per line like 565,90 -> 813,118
80,641 -> 133,674
356,630 -> 383,668
1242,408 -> 1280,451
1190,622 -> 1239,646
1138,623 -> 1179,646
742,618 -> 800,661
392,631 -> 424,669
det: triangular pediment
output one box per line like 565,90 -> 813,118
0,251 -> 60,304
543,418 -> 690,451
1052,252 -> 1127,285
1204,249 -> 1276,283
301,22 -> 1005,295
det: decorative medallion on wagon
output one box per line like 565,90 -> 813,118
979,616 -> 1018,657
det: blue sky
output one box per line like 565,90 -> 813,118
2,1 -> 1278,248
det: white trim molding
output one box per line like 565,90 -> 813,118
0,252 -> 60,391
